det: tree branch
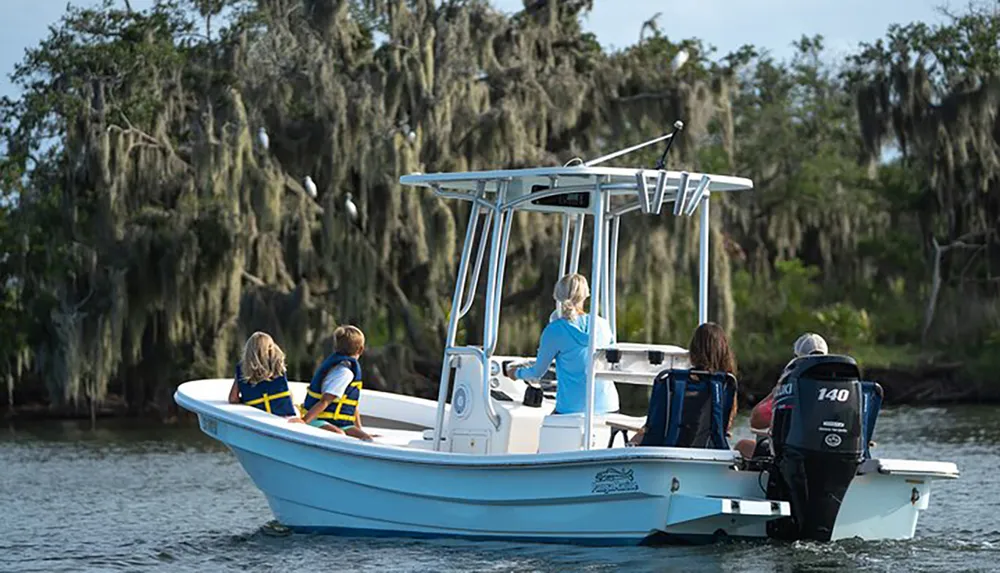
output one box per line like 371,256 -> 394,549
922,233 -> 988,345
613,91 -> 672,104
107,119 -> 161,148
241,271 -> 266,286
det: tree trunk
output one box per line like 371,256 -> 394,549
922,234 -> 984,346
922,237 -> 943,346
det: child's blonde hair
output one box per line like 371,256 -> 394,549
241,332 -> 286,384
334,325 -> 365,356
553,273 -> 590,319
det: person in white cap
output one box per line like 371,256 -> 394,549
734,332 -> 830,459
781,332 -> 829,376
792,332 -> 829,359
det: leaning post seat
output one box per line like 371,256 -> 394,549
639,369 -> 737,449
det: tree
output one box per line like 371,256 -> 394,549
848,3 -> 1000,347
3,0 -> 999,416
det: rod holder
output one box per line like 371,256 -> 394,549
652,171 -> 669,215
684,175 -> 711,217
635,172 -> 651,214
673,171 -> 691,216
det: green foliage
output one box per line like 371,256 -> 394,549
732,259 -> 818,343
813,303 -> 873,350
733,258 -> 880,362
961,328 -> 1000,385
618,282 -> 696,345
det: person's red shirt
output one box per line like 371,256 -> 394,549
750,392 -> 774,431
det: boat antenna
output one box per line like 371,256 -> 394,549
654,120 -> 684,170
584,130 -> 677,167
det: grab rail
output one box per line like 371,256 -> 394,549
459,209 -> 492,318
480,181 -> 508,429
570,213 -> 584,274
488,208 -> 514,355
434,182 -> 487,450
558,213 -> 571,278
608,216 -> 621,338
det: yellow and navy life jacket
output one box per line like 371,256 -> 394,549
236,364 -> 296,417
300,353 -> 363,426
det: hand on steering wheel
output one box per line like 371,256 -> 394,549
504,362 -> 521,380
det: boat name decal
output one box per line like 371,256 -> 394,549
201,416 -> 218,436
591,467 -> 639,494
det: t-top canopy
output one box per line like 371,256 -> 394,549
399,166 -> 753,216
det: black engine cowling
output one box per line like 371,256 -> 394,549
766,355 -> 864,541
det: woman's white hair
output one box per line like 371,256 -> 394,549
553,273 -> 590,319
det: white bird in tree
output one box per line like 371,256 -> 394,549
671,49 -> 690,73
407,130 -> 416,143
303,176 -> 317,199
344,192 -> 358,222
257,127 -> 269,150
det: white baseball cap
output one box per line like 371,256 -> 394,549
793,333 -> 829,357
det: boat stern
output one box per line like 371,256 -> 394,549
831,458 -> 959,541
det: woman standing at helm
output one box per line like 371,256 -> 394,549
504,273 -> 620,415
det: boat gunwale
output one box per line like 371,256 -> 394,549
177,380 -> 960,479
175,379 -> 742,469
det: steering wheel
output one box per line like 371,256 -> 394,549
501,360 -> 518,380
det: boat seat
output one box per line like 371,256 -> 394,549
532,413 -> 644,449
604,413 -> 646,447
860,381 -> 883,459
639,369 -> 737,450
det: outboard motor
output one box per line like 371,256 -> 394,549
766,355 -> 864,541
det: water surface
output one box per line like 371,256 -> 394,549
1,406 -> 997,572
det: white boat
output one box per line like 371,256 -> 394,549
175,133 -> 958,545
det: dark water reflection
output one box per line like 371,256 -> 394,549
0,408 -> 997,572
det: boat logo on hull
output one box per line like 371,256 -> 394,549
201,416 -> 218,436
592,467 -> 639,494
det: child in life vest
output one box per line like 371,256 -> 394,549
294,325 -> 374,441
228,332 -> 298,418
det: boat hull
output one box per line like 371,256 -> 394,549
177,379 -> 957,545
211,415 -> 760,544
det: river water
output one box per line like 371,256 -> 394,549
1,406 -> 997,572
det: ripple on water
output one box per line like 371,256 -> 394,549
1,410 -> 998,573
